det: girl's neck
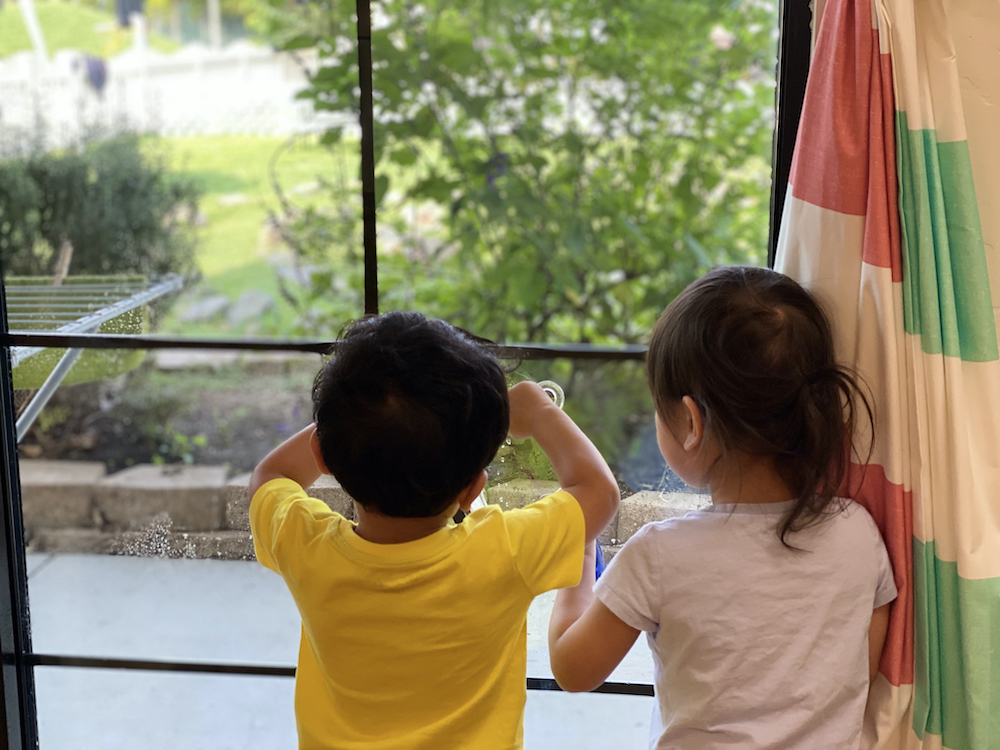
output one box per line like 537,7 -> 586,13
708,453 -> 795,506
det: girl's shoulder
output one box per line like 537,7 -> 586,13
796,498 -> 890,559
620,504 -> 734,552
828,498 -> 883,535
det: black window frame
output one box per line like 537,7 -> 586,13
0,0 -> 812,744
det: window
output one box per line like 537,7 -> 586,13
0,0 -> 810,745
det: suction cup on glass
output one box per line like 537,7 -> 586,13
537,380 -> 565,409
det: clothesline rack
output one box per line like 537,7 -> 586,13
6,274 -> 184,442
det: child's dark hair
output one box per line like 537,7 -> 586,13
312,311 -> 510,518
647,266 -> 874,548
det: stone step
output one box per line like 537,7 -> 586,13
28,528 -> 254,560
19,459 -> 106,530
18,460 -> 711,559
485,479 -> 710,547
613,490 -> 710,545
95,464 -> 229,532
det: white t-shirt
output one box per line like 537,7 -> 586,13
595,499 -> 897,750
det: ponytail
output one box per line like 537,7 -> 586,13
776,365 -> 874,549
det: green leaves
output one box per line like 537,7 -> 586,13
0,133 -> 201,278
276,0 -> 775,347
281,33 -> 318,51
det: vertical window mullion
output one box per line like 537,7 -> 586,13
356,0 -> 379,315
0,277 -> 39,750
768,0 -> 813,267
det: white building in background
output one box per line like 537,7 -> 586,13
0,38 -> 350,147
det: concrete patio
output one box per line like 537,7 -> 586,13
28,552 -> 657,750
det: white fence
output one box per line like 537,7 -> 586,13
0,41 -> 349,146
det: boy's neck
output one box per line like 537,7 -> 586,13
353,502 -> 459,544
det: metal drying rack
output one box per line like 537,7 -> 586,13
6,274 -> 184,442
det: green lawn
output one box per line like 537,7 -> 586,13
0,0 -> 178,58
160,135 -> 358,336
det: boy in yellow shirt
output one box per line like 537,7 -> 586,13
249,311 -> 619,750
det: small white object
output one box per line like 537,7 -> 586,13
537,380 -> 565,409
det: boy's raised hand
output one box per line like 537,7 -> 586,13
507,381 -> 619,543
508,380 -> 561,440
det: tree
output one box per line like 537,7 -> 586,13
280,0 -> 776,346
265,0 -> 777,468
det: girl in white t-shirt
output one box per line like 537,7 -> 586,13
549,266 -> 897,750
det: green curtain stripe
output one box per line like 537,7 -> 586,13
896,112 -> 999,362
912,538 -> 1000,749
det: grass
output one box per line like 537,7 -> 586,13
0,0 -> 178,58
159,134 -> 358,336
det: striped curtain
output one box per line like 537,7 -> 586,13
774,0 -> 1000,748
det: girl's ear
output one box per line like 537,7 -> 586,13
309,428 -> 331,474
680,395 -> 704,452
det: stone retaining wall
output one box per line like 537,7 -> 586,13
20,460 -> 708,560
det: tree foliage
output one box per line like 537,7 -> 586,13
257,0 -> 777,470
275,0 -> 776,346
0,134 -> 201,279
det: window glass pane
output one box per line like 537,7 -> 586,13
29,552 -> 299,665
525,691 -> 656,750
351,0 -> 778,343
35,667 -> 655,750
0,5 -> 364,341
1,0 -> 778,342
19,347 -> 688,686
35,668 -> 297,750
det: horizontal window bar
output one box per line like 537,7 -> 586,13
27,654 -> 654,695
29,654 -> 294,677
0,332 -> 648,361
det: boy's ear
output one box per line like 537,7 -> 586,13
309,428 -> 330,474
456,470 -> 488,512
680,396 -> 704,452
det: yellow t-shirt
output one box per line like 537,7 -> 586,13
250,478 -> 585,750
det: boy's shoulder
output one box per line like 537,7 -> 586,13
489,488 -> 583,523
251,476 -> 309,512
250,477 -> 347,536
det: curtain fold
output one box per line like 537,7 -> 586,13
774,0 -> 1000,747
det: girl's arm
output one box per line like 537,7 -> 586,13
868,603 -> 891,682
548,542 -> 641,692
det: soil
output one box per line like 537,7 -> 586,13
16,355 -> 319,475
16,351 -> 681,493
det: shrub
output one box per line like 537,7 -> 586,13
0,133 -> 201,278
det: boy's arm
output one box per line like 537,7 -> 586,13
507,381 -> 619,542
249,424 -> 324,500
